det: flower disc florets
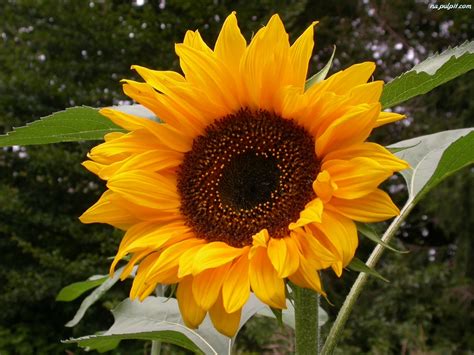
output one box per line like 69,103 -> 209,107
177,108 -> 319,247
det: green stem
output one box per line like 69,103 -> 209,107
294,286 -> 320,354
321,202 -> 415,354
151,340 -> 161,355
151,284 -> 164,355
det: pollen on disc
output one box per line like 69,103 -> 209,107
177,108 -> 319,247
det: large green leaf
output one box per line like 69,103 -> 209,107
381,41 -> 474,108
56,275 -> 108,302
65,295 -> 267,355
0,106 -> 125,146
389,128 -> 474,203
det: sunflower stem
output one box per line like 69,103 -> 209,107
151,340 -> 161,355
321,201 -> 415,354
150,284 -> 164,355
294,286 -> 320,354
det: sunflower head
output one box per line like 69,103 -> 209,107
80,12 -> 408,337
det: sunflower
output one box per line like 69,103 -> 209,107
80,12 -> 408,337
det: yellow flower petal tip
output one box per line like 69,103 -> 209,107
81,12 -> 407,336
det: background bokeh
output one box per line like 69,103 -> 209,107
0,0 -> 473,353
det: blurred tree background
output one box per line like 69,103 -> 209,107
0,0 -> 472,353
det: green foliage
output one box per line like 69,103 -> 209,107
381,41 -> 474,108
305,45 -> 336,89
347,258 -> 389,283
56,275 -> 107,302
356,223 -> 407,253
66,295 -> 268,354
65,266 -> 126,327
331,251 -> 474,354
0,107 -> 124,147
390,128 -> 474,202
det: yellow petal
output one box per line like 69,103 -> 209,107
249,248 -> 286,309
313,210 -> 358,270
178,243 -> 206,278
79,190 -> 138,230
249,229 -> 270,258
267,237 -> 300,278
313,170 -> 338,203
209,292 -> 241,337
97,149 -> 182,180
175,43 -> 239,112
151,123 -> 193,153
240,14 -> 290,110
82,160 -> 105,176
316,103 -> 380,157
192,264 -> 231,310
288,256 -> 325,295
117,81 -> 176,128
323,157 -> 393,200
288,21 -> 317,89
99,107 -> 162,134
323,142 -> 409,172
120,248 -> 152,280
89,129 -> 161,164
112,221 -> 191,272
110,222 -> 161,275
107,171 -> 180,211
346,81 -> 384,105
291,228 -> 336,269
322,62 -> 376,95
329,189 -> 400,222
144,238 -> 203,285
182,29 -> 213,55
131,65 -> 210,135
192,242 -> 247,275
252,229 -> 270,247
222,255 -> 251,313
289,198 -> 324,229
375,112 -> 406,127
214,12 -> 247,74
130,252 -> 160,299
176,276 -> 206,329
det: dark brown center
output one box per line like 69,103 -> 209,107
177,108 -> 319,247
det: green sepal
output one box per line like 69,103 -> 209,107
305,45 -> 336,90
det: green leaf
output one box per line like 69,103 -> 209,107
381,41 -> 474,108
347,258 -> 389,283
305,45 -> 336,90
65,294 -> 267,355
56,275 -> 108,302
65,266 -> 128,328
64,297 -> 209,354
257,300 -> 329,328
356,223 -> 407,254
389,128 -> 474,203
0,106 -> 125,147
